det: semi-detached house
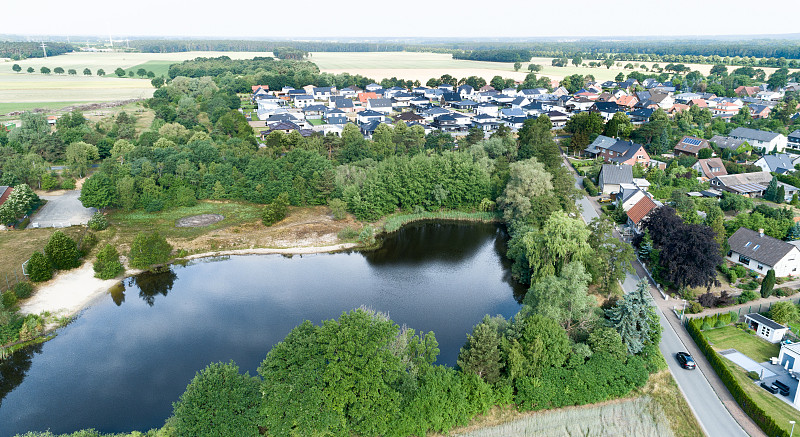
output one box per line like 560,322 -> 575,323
727,227 -> 800,277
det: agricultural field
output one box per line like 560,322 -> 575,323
312,51 -> 784,85
0,51 -> 270,115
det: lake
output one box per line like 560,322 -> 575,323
0,222 -> 524,436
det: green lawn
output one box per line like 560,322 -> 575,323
719,358 -> 800,435
307,118 -> 324,126
704,326 -> 780,363
0,101 -> 84,115
109,201 -> 263,242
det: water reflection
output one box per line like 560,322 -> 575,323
0,343 -> 43,409
128,269 -> 178,307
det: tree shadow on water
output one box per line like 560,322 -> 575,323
125,268 -> 178,307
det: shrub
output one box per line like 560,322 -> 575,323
328,198 -> 348,220
80,232 -> 98,254
262,193 -> 289,226
583,178 -> 599,196
1,291 -> 17,309
172,361 -> 264,437
13,282 -> 33,299
337,227 -> 359,240
87,212 -> 108,231
44,230 -> 81,270
701,319 -> 711,330
93,244 -> 124,279
27,251 -> 52,282
733,265 -> 747,278
737,290 -> 760,304
747,370 -> 760,380
688,301 -> 703,314
769,301 -> 800,325
60,178 -> 76,190
129,232 -> 173,270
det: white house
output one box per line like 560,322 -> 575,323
778,342 -> 800,373
745,313 -> 788,343
727,227 -> 800,277
729,127 -> 787,153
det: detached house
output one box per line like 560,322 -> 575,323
367,98 -> 393,114
599,140 -> 650,166
598,164 -> 633,195
754,153 -> 796,174
692,158 -> 728,179
626,196 -> 658,234
729,127 -> 787,153
709,172 -> 798,200
727,227 -> 800,277
674,136 -> 711,157
789,129 -> 800,150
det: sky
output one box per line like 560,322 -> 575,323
5,0 -> 800,39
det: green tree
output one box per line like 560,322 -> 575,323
503,314 -> 571,380
65,141 -> 99,178
262,192 -> 289,226
44,231 -> 80,270
497,157 -> 553,225
79,173 -> 115,209
53,67 -> 64,74
151,76 -> 165,88
129,232 -> 173,270
128,70 -> 135,78
67,69 -> 77,75
564,111 -> 604,152
572,56 -> 582,67
83,68 -> 92,75
457,316 -> 504,384
93,244 -> 124,279
26,66 -> 34,73
603,112 -> 633,139
710,64 -> 728,76
136,68 -> 147,78
521,211 -> 592,282
606,280 -> 660,354
40,66 -> 50,74
12,64 -> 21,73
587,218 -> 635,297
764,176 -> 779,202
97,68 -> 105,76
27,251 -> 52,282
615,72 -> 625,82
761,269 -> 776,298
698,148 -> 713,159
587,327 -> 628,360
524,261 -> 595,335
172,361 -> 264,437
770,301 -> 800,325
115,67 -> 126,77
513,61 -> 522,71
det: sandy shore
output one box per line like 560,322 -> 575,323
19,243 -> 359,319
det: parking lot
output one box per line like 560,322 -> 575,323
30,190 -> 96,228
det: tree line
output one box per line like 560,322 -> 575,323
0,42 -> 74,60
129,39 -> 405,53
452,49 -> 533,63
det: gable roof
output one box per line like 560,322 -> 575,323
0,186 -> 12,207
600,164 -> 633,185
695,158 -> 728,179
729,127 -> 781,143
728,227 -> 798,267
368,98 -> 393,108
394,112 -> 424,122
359,109 -> 384,118
626,196 -> 658,225
674,136 -> 710,155
710,135 -> 747,150
586,135 -> 618,154
607,140 -> 647,163
759,154 -> 795,173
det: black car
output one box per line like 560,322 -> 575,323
676,352 -> 696,370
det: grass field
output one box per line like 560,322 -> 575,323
0,226 -> 85,293
704,325 -> 780,362
0,101 -> 84,114
123,60 -> 175,78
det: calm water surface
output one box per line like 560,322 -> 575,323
0,222 -> 523,436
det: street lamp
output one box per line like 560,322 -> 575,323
681,299 -> 687,321
790,420 -> 795,437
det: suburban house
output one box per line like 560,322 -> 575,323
292,94 -> 315,108
692,158 -> 728,179
735,86 -> 761,97
709,172 -> 796,199
626,196 -> 658,234
674,136 -> 710,157
598,164 -> 633,195
727,227 -> 800,277
0,186 -> 12,208
584,135 -> 617,158
754,153 -> 796,174
728,127 -> 787,153
367,98 -> 393,114
778,342 -> 800,374
788,129 -> 800,150
710,135 -> 750,153
597,140 -> 650,166
744,313 -> 789,343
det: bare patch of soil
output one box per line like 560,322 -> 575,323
176,214 -> 225,228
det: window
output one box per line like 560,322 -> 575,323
744,242 -> 752,247
753,245 -> 760,251
739,255 -> 751,265
757,264 -> 764,270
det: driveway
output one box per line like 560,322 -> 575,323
30,190 -> 96,228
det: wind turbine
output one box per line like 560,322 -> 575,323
109,35 -> 113,49
40,41 -> 48,58
125,38 -> 130,49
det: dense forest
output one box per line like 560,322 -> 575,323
452,49 -> 533,63
0,42 -> 74,60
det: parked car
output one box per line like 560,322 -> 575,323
598,197 -> 612,203
676,352 -> 696,369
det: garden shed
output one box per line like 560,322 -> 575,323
745,313 -> 788,344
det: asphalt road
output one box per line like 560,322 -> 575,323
571,168 -> 749,437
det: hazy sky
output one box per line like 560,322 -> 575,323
6,0 -> 799,39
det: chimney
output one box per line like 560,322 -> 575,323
759,228 -> 765,238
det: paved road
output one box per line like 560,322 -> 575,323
569,159 -> 753,437
30,190 -> 96,228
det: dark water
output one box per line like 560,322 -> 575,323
0,222 -> 524,436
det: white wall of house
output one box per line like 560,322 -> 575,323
727,246 -> 800,277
